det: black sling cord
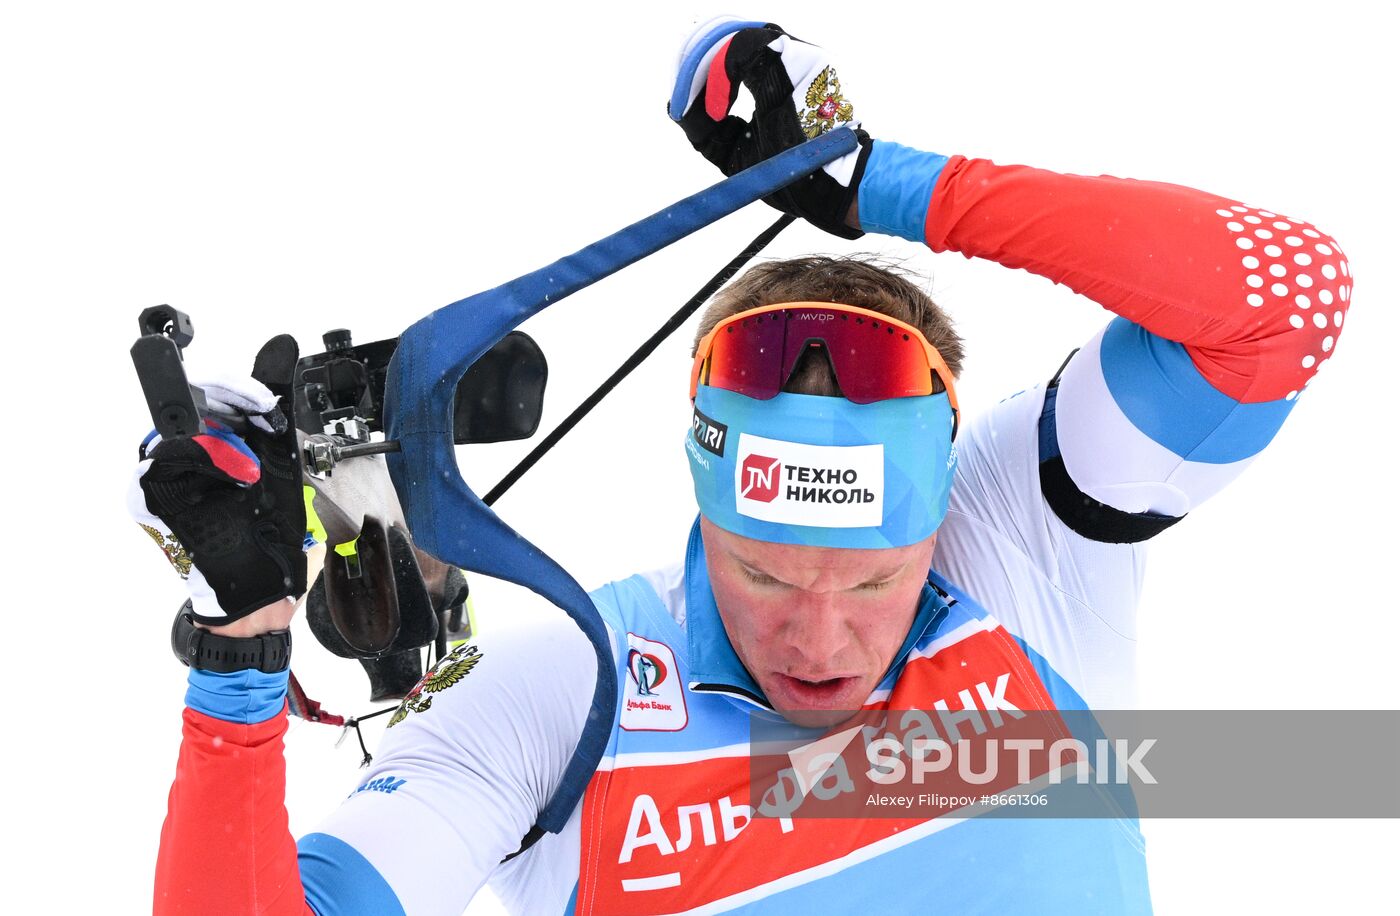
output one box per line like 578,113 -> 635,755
483,213 -> 796,507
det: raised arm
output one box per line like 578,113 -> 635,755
859,146 -> 1348,520
156,670 -> 310,914
670,18 -> 1349,528
131,339 -> 319,914
132,353 -> 597,914
150,616 -> 597,915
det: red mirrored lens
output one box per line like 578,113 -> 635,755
703,306 -> 937,403
702,310 -> 788,399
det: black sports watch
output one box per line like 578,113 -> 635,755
170,600 -> 292,674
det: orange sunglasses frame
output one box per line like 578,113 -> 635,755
690,301 -> 960,422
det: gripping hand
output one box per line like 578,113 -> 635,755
130,336 -> 308,625
668,16 -> 872,238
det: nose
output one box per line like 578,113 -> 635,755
782,590 -> 851,672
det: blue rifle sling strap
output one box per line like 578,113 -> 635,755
382,128 -> 861,839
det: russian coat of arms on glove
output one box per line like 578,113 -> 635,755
387,642 -> 484,727
801,66 -> 855,138
140,523 -> 193,578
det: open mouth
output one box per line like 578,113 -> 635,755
775,673 -> 857,706
794,676 -> 846,688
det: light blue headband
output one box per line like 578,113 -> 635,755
687,385 -> 958,548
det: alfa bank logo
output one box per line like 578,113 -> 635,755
740,454 -> 782,502
621,633 -> 688,732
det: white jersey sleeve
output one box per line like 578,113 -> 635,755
935,381 -> 1147,708
302,615 -> 600,916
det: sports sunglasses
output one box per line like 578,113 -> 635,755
691,302 -> 959,430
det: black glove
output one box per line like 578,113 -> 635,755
131,335 -> 308,625
669,17 -> 873,238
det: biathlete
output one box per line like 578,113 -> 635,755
130,17 -> 1350,915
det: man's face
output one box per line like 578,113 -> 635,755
699,516 -> 937,727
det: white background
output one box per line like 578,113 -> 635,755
3,1 -> 1396,912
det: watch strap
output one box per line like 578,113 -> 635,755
170,600 -> 292,673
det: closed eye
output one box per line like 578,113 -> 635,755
739,565 -> 783,587
738,565 -> 896,592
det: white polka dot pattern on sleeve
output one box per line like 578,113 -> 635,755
1216,204 -> 1350,396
